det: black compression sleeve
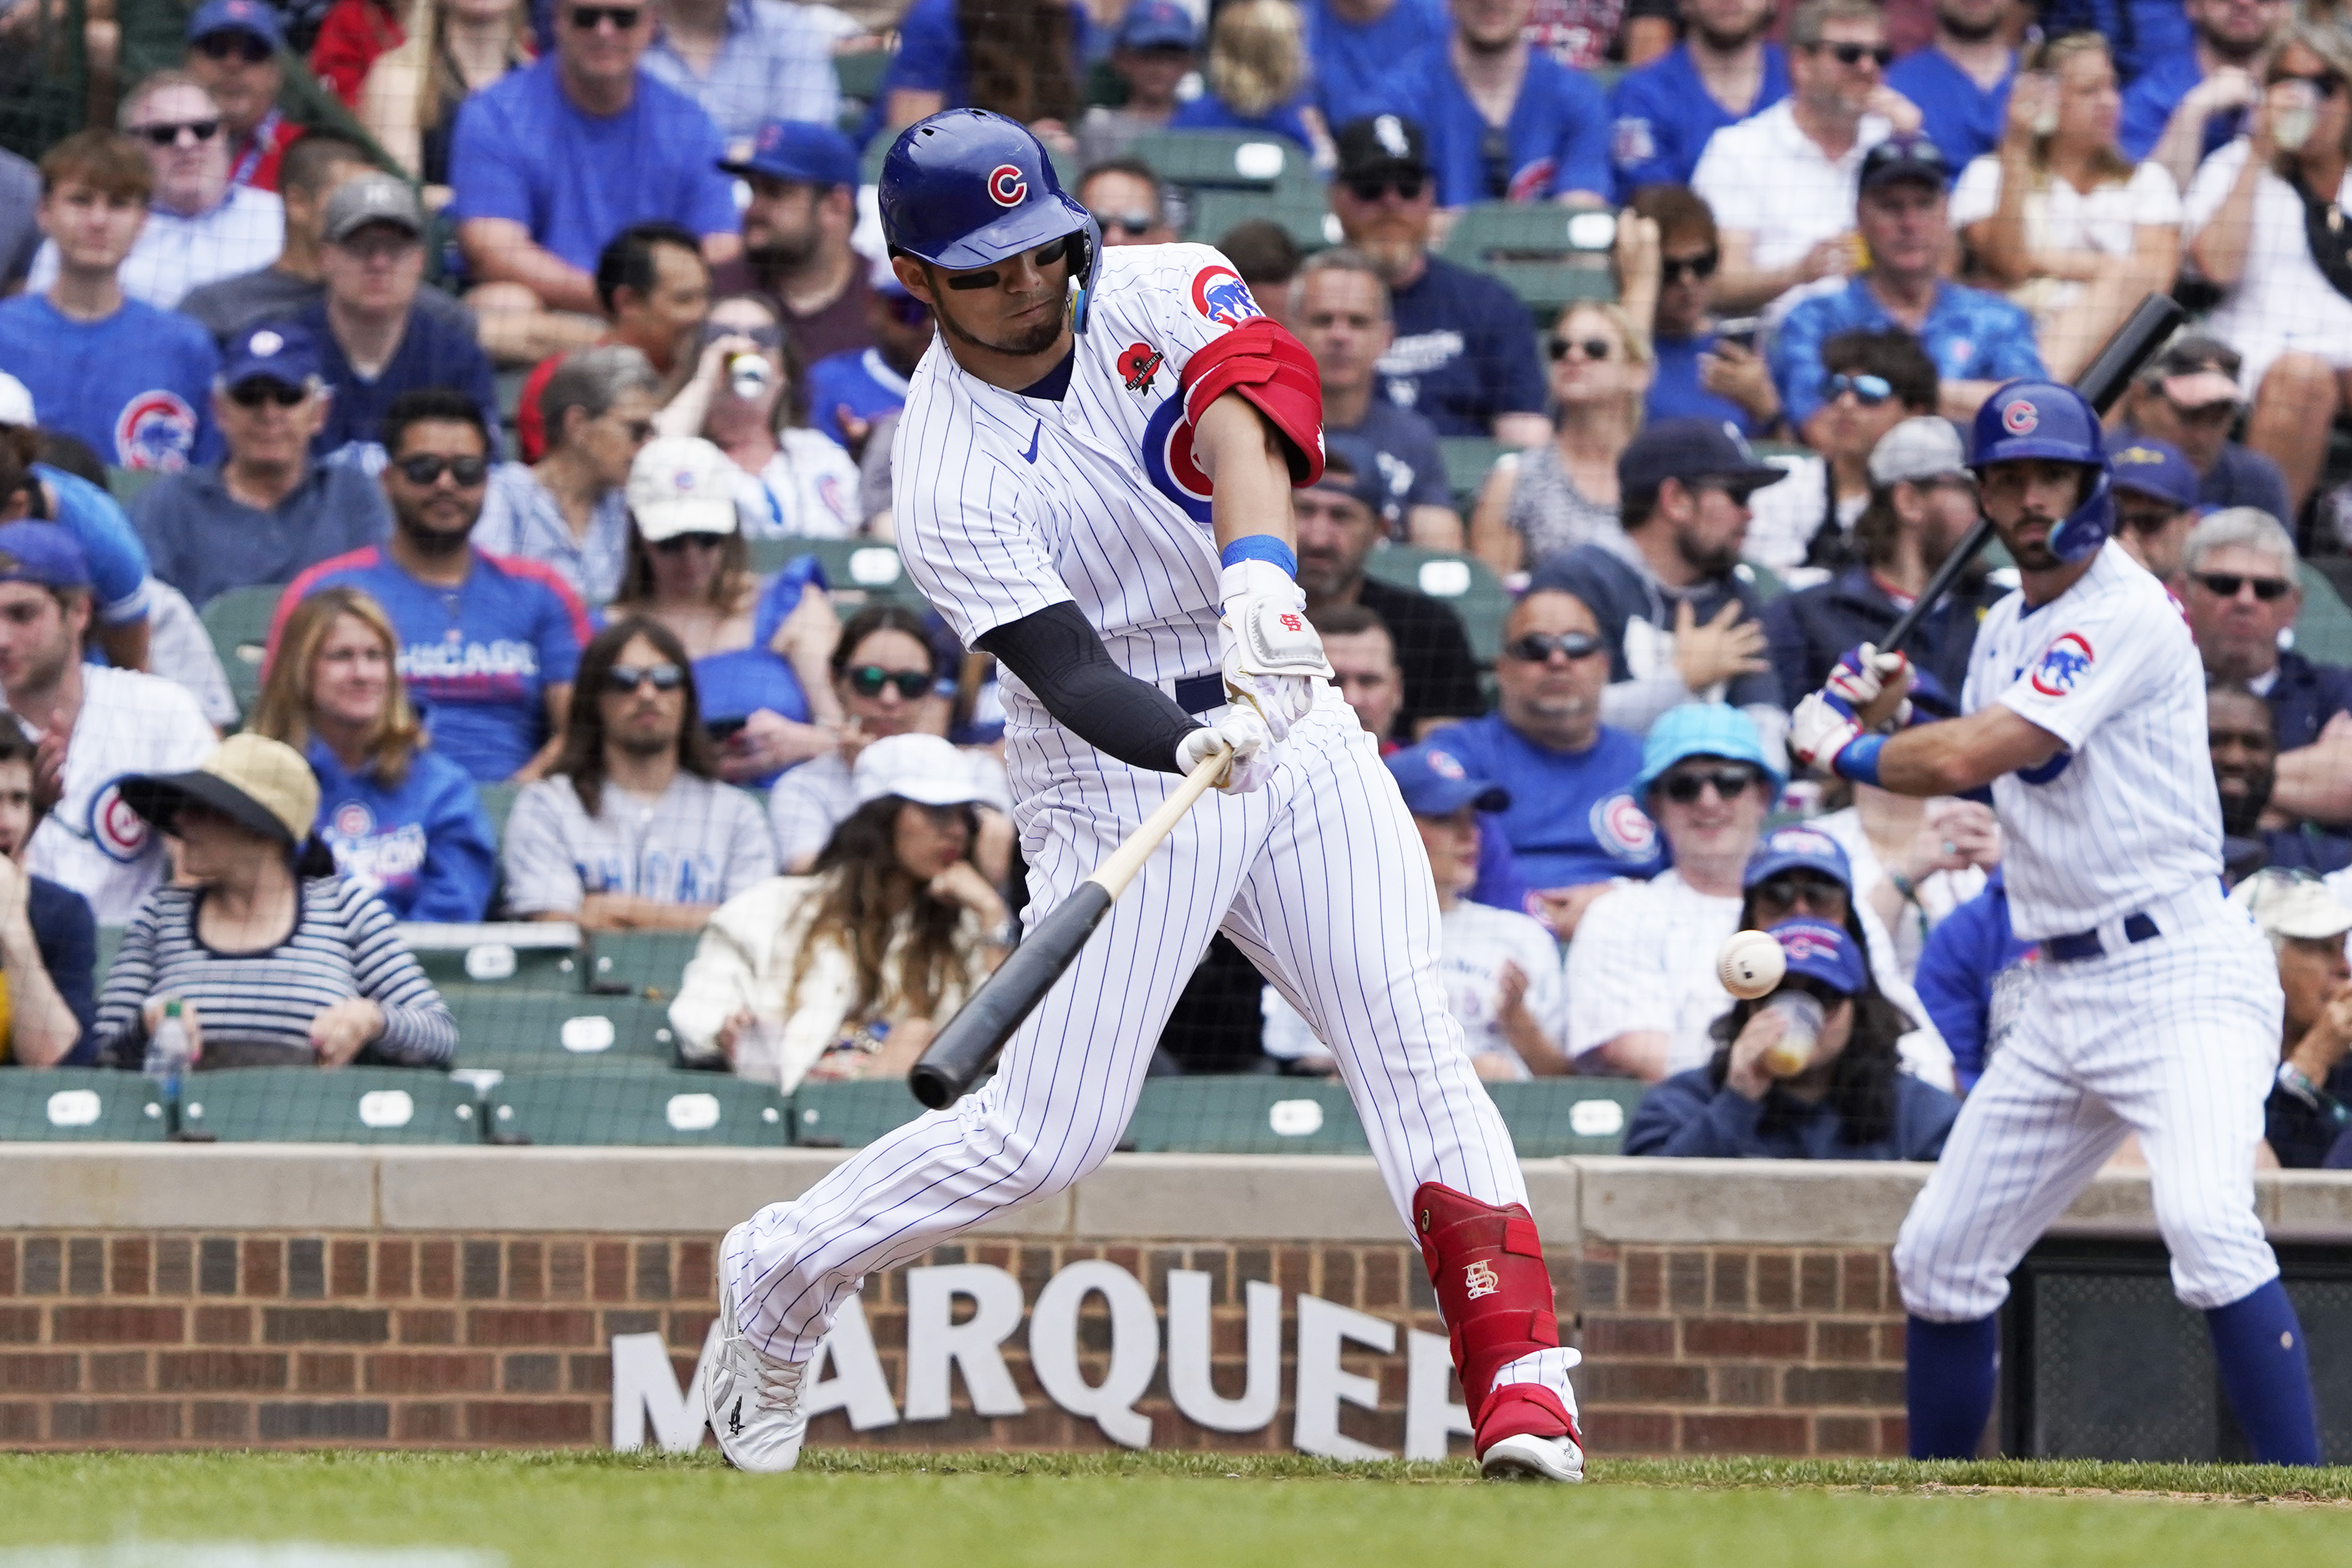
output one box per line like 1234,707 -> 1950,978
976,601 -> 1206,775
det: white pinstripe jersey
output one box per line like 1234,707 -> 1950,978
1963,540 -> 2221,940
893,243 -> 1277,738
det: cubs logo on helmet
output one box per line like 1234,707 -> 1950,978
114,391 -> 199,472
91,780 -> 151,864
1141,397 -> 1213,523
2029,632 -> 2093,697
2002,398 -> 2039,436
986,164 -> 1028,207
1191,266 -> 1263,328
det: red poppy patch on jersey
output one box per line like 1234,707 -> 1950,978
1191,266 -> 1263,327
2029,631 -> 2093,697
1119,342 -> 1164,394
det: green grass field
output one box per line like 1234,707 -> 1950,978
1,1451 -> 2348,1567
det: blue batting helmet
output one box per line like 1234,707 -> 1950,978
1969,379 -> 2113,562
878,109 -> 1103,333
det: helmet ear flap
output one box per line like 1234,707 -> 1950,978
1070,213 -> 1103,335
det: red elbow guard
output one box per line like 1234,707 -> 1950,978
1179,317 -> 1326,486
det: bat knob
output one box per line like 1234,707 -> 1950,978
908,1061 -> 960,1110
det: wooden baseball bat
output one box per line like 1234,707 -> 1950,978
1878,291 -> 2186,657
907,742 -> 1232,1110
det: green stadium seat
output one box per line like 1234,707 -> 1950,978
0,1069 -> 162,1142
95,926 -> 125,990
200,583 -> 284,719
833,48 -> 889,115
1735,560 -> 1787,604
1484,1077 -> 1645,1156
172,1066 -> 482,1144
492,1069 -> 790,1146
1437,203 -> 1620,320
399,922 -> 585,995
444,991 -> 680,1069
1437,437 -> 1505,513
1128,130 -> 1310,191
587,930 -> 705,1000
789,1077 -> 934,1147
106,466 -> 161,508
1184,188 -> 1335,254
1120,1077 -> 1371,1155
2294,562 -> 2352,667
477,783 -> 522,846
1363,544 -> 1513,664
748,536 -> 928,612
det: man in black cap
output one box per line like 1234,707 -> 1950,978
1530,418 -> 1787,744
1325,114 -> 1549,445
1770,132 -> 2045,426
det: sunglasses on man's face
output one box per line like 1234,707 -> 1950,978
606,662 -> 685,694
568,4 -> 643,27
1346,174 -> 1426,204
847,665 -> 933,699
1548,335 -> 1615,363
1660,250 -> 1719,284
2117,506 -> 2180,534
229,381 -> 306,409
1656,766 -> 1762,804
393,453 -> 489,487
1504,631 -> 1605,664
1823,372 -> 1895,406
195,32 -> 274,62
132,119 -> 221,146
2193,571 -> 2294,602
1814,41 -> 1894,67
1097,210 -> 1157,237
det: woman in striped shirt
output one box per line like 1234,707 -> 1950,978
95,735 -> 457,1070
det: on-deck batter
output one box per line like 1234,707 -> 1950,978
1791,379 -> 2322,1465
701,110 -> 1587,1480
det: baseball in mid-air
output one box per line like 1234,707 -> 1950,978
1717,929 -> 1787,1000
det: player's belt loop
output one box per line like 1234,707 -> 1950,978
2044,911 -> 2162,963
1169,672 -> 1227,715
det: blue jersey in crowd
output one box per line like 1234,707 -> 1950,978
1607,42 -> 1790,200
290,301 -> 503,460
805,347 -> 913,450
0,294 -> 219,473
1624,1066 -> 1960,1158
2042,0 -> 2191,86
1911,867 -> 2035,1092
1302,0 -> 1449,129
447,59 -> 739,274
1883,46 -> 2015,177
1379,255 -> 1549,437
1421,712 -> 1662,891
279,546 -> 590,784
35,464 -> 152,626
1646,333 -> 1770,437
2118,51 -> 2243,164
1167,93 -> 1321,151
881,0 -> 1093,127
1772,277 -> 2045,427
1423,51 -> 1612,207
308,738 -> 499,923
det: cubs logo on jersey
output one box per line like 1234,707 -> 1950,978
1141,395 -> 1213,523
90,779 -> 151,864
1591,792 -> 1658,861
1191,266 -> 1263,327
1505,159 -> 1557,203
2030,633 -> 2093,697
114,390 -> 199,472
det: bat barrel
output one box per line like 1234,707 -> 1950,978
908,882 -> 1115,1110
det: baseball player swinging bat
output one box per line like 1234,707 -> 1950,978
909,741 -> 1230,1109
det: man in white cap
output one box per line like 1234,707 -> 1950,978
2235,869 -> 2352,1169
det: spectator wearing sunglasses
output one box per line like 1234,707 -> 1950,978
515,222 -> 711,462
805,253 -> 933,462
766,603 -> 1013,874
1327,115 -> 1551,446
475,343 -> 660,602
1078,1 -> 1198,167
129,321 -> 392,612
0,131 -> 222,477
2234,869 -> 2352,1168
1882,0 -> 2018,179
1076,161 -> 1179,250
280,175 -> 503,462
1690,0 -> 1919,320
1418,0 -> 1609,209
1529,419 -> 1787,744
2122,0 -> 2288,189
2116,335 -> 2291,524
1426,589 -> 1659,938
183,0 -> 300,194
2106,434 -> 2201,589
1470,301 -> 1651,576
1615,185 -> 1783,441
1305,0 -> 1450,133
708,119 -> 874,368
1168,0 -> 1329,163
660,292 -> 863,535
505,615 -> 777,929
273,390 -> 591,785
1288,250 -> 1458,549
1769,134 -> 2045,440
1607,0 -> 1790,200
26,73 -> 286,311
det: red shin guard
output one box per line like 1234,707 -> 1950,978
1412,1181 -> 1578,1448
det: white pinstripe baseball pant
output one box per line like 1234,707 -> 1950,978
727,693 -> 1558,1381
1895,888 -> 2284,1320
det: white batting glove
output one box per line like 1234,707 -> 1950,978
1218,559 -> 1332,743
1788,690 -> 1866,775
1825,642 -> 1914,730
1176,710 -> 1276,793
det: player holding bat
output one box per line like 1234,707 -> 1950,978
702,109 -> 1587,1481
1790,379 -> 2321,1465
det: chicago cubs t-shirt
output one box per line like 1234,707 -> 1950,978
1423,50 -> 1612,207
1421,712 -> 1661,890
274,547 -> 591,783
1607,42 -> 1791,201
308,738 -> 499,923
0,293 -> 220,472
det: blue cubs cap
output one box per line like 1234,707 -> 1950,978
187,0 -> 283,48
1858,131 -> 1950,194
0,523 -> 93,591
1764,917 -> 1867,997
721,119 -> 860,189
218,321 -> 319,391
2107,435 -> 2199,512
1385,743 -> 1511,817
1634,703 -> 1784,801
1618,418 -> 1786,499
1743,824 -> 1856,892
1116,0 -> 1197,50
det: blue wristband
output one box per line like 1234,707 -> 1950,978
1835,733 -> 1887,786
1219,535 -> 1298,578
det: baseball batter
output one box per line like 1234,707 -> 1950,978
703,111 -> 1585,1480
1791,379 -> 2320,1464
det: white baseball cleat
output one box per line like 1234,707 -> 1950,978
1478,1431 -> 1586,1483
704,1226 -> 810,1473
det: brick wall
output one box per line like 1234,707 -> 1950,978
0,1229 -> 1901,1456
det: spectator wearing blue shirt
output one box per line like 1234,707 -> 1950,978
130,322 -> 392,612
1421,0 -> 1609,208
1607,0 -> 1790,201
0,131 -> 221,476
1167,0 -> 1328,159
251,586 -> 499,924
451,0 -> 740,356
640,0 -> 843,143
1077,2 -> 1198,167
0,722 -> 98,1068
2040,0 -> 2194,89
272,390 -> 591,785
2116,336 -> 2293,523
1428,588 -> 1660,938
1625,916 -> 1960,1158
1911,866 -> 2031,1091
1616,185 -> 1785,440
880,0 -> 1091,142
295,175 -> 501,460
1289,249 -> 1460,547
1770,133 -> 2045,429
2120,0 -> 2285,193
805,253 -> 930,454
1305,0 -> 1449,130
1882,0 -> 2017,178
1328,116 -> 1551,444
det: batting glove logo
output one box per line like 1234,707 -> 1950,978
1464,1261 -> 1500,1299
986,164 -> 1028,207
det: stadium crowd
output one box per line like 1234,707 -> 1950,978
7,0 -> 2352,1168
